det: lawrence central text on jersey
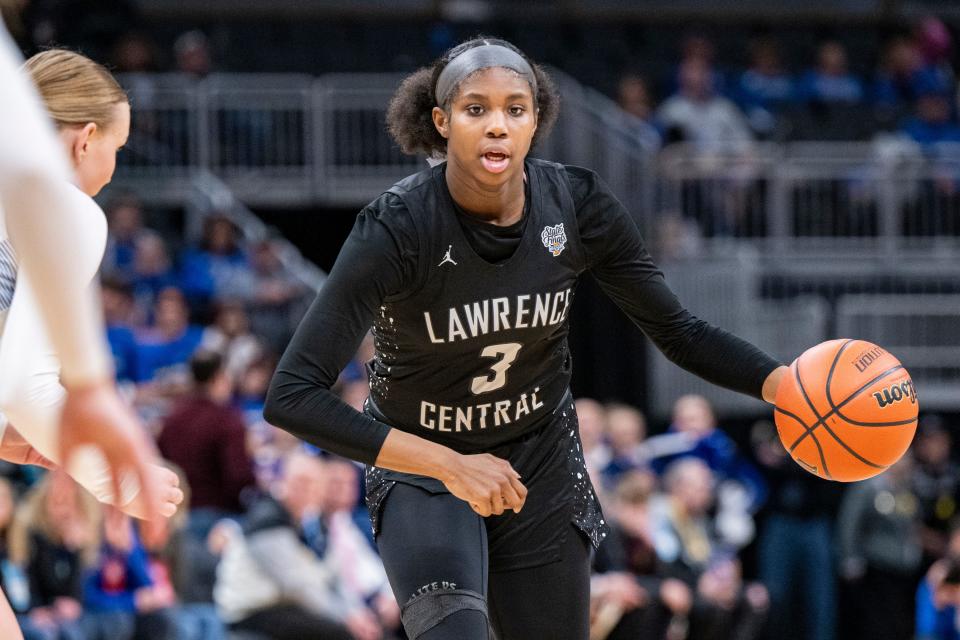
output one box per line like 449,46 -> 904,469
368,160 -> 583,452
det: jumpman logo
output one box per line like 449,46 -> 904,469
438,245 -> 457,267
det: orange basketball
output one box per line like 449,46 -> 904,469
773,339 -> 918,482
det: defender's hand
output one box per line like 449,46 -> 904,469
59,380 -> 163,522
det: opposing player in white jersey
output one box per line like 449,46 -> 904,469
0,21 -> 181,639
1,53 -> 186,510
0,48 -> 181,522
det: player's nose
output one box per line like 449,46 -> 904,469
485,110 -> 508,137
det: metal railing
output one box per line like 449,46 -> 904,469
185,170 -> 326,293
653,141 -> 960,255
115,72 -> 960,252
113,69 -> 657,212
647,251 -> 960,417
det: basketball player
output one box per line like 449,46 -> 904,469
0,48 -> 182,521
266,37 -> 788,640
0,21 -> 173,638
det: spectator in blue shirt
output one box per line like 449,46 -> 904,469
900,75 -> 960,148
84,508 -> 176,639
917,554 -> 960,640
101,275 -> 139,383
133,287 -> 204,383
179,215 -> 254,313
130,232 -> 179,318
799,41 -> 865,104
647,395 -> 766,512
102,193 -> 148,277
83,511 -> 155,616
600,403 -> 648,490
736,38 -> 796,136
875,37 -> 927,111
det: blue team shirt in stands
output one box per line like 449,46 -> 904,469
106,324 -> 138,382
901,118 -> 960,147
798,70 -> 865,103
133,325 -> 204,382
736,69 -> 796,110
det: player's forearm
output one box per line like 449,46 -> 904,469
642,311 -> 782,400
5,191 -> 112,387
374,428 -> 459,482
264,370 -> 390,465
265,373 -> 458,478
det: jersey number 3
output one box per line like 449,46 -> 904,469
470,343 -> 522,395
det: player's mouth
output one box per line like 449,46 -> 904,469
481,150 -> 511,174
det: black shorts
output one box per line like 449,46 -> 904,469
365,391 -> 607,572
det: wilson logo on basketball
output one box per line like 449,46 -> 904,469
851,346 -> 886,373
873,379 -> 917,408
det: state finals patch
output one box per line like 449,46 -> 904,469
541,223 -> 567,257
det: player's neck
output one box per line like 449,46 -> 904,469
445,163 -> 526,227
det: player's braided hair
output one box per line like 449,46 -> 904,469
386,36 -> 559,157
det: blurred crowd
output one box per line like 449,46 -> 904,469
6,2 -> 960,152
615,19 -> 960,149
579,397 -> 960,640
612,20 -> 960,244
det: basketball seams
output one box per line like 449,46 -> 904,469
830,365 -> 916,427
832,365 -> 904,410
807,415 -> 887,471
824,339 -> 855,410
788,361 -> 832,479
794,356 -> 887,474
833,415 -> 917,428
791,360 -> 908,446
775,405 -> 831,479
826,340 -> 914,427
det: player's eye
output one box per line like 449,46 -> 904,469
466,105 -> 484,116
509,105 -> 525,116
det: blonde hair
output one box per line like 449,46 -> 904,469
9,472 -> 103,568
614,470 -> 655,506
22,49 -> 128,131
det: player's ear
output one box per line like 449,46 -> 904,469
72,122 -> 98,164
432,106 -> 450,139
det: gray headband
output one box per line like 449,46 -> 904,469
434,44 -> 538,107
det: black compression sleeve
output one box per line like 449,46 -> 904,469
568,166 -> 781,400
264,200 -> 416,464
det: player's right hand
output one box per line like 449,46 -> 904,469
441,452 -> 527,517
58,380 -> 164,523
120,464 -> 184,520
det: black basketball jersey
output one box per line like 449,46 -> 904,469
368,159 -> 585,452
265,158 -> 780,466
